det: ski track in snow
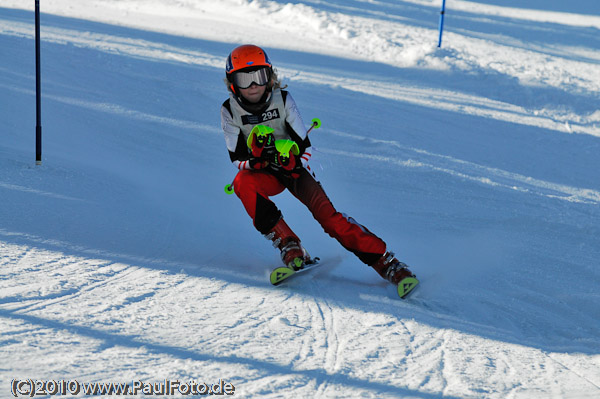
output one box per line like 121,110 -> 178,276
6,239 -> 597,398
322,133 -> 600,205
1,1 -> 600,398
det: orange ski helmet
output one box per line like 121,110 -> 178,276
226,44 -> 273,92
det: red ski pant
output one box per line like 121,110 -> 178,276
233,169 -> 386,265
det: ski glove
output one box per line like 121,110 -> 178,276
245,126 -> 308,178
271,139 -> 303,179
247,125 -> 276,159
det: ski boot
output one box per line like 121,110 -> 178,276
371,251 -> 419,298
265,218 -> 309,271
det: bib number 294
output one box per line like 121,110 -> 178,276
262,109 -> 279,122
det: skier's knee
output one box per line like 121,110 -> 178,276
253,194 -> 282,235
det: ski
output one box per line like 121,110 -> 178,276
397,276 -> 419,299
270,257 -> 321,285
270,257 -> 419,299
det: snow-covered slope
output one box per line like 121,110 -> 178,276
1,1 -> 599,398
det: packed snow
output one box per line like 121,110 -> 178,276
1,0 -> 599,398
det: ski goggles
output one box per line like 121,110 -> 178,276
233,68 -> 270,89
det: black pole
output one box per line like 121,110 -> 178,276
35,0 -> 42,164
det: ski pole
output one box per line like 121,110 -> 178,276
224,118 -> 322,195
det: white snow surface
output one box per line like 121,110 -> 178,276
1,0 -> 600,398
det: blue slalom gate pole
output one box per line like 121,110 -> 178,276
437,0 -> 447,47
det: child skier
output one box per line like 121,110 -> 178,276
220,44 -> 418,297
